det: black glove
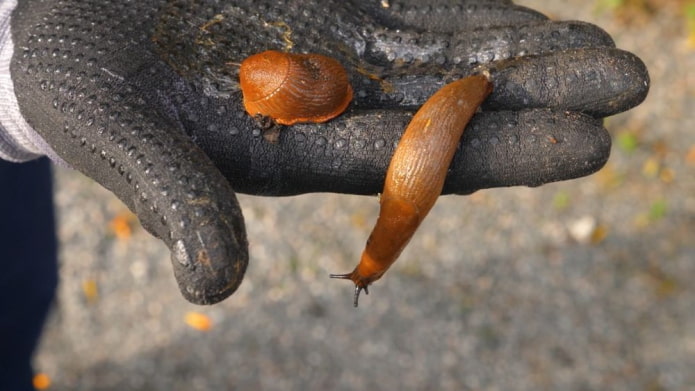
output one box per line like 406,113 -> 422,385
8,0 -> 649,304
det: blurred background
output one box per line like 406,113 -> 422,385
33,1 -> 693,390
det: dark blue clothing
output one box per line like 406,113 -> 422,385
0,158 -> 58,391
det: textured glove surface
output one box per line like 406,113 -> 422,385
11,0 -> 250,304
150,0 -> 648,195
10,0 -> 649,303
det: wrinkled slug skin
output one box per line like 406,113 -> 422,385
239,50 -> 353,125
333,75 -> 493,303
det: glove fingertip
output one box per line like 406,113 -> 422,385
170,218 -> 249,305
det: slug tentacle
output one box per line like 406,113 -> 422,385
329,273 -> 370,307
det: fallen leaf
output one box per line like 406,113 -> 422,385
633,213 -> 651,229
568,216 -> 597,244
686,144 -> 695,164
641,157 -> 660,178
594,163 -> 623,189
33,373 -> 51,390
659,167 -> 675,183
185,312 -> 213,331
590,224 -> 609,245
109,211 -> 137,240
643,264 -> 681,299
687,3 -> 695,49
82,279 -> 99,303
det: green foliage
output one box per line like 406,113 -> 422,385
686,2 -> 695,36
552,191 -> 571,210
595,0 -> 626,14
648,199 -> 668,221
616,131 -> 640,154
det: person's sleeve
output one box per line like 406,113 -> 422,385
0,0 -> 66,165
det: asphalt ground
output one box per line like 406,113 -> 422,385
34,1 -> 694,390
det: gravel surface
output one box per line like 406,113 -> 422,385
34,1 -> 694,390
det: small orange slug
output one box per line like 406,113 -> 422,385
239,50 -> 353,125
331,74 -> 493,306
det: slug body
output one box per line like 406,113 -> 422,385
331,74 -> 493,306
239,50 -> 353,125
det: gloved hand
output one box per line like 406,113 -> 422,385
2,0 -> 649,304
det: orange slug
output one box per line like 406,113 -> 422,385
331,74 -> 493,307
238,50 -> 353,125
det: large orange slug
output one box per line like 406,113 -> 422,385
331,74 -> 493,306
238,50 -> 353,125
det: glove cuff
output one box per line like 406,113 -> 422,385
0,0 -> 67,165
